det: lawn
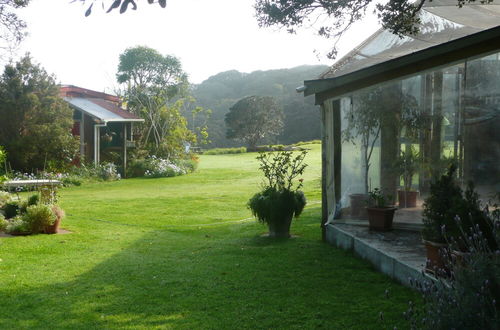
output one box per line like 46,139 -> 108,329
0,144 -> 417,329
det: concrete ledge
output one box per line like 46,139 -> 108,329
326,223 -> 427,288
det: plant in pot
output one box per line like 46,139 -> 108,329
342,90 -> 383,219
394,145 -> 420,208
421,165 -> 464,271
248,150 -> 308,238
366,188 -> 397,231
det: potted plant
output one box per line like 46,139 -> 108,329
421,165 -> 463,271
394,145 -> 420,208
44,205 -> 65,234
248,150 -> 308,238
366,188 -> 397,231
342,90 -> 382,219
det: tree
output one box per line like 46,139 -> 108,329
117,46 -> 198,158
342,85 -> 418,193
0,55 -> 79,171
80,0 -> 166,16
225,95 -> 283,150
0,0 -> 31,53
254,0 -> 491,58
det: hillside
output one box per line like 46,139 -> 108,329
192,65 -> 328,147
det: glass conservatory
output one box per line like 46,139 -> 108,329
302,1 -> 500,239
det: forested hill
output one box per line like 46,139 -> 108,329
192,65 -> 328,148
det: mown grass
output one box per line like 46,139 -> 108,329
0,144 -> 417,329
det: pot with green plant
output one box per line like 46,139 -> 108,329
421,165 -> 464,271
366,188 -> 397,231
248,150 -> 307,238
394,145 -> 420,208
44,205 -> 65,234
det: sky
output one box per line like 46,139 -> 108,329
12,0 -> 379,94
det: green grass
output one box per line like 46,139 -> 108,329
0,144 -> 417,329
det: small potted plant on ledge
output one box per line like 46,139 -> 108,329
394,145 -> 420,208
366,188 -> 397,231
248,150 -> 308,238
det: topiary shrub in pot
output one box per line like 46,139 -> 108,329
421,165 -> 464,271
248,150 -> 308,238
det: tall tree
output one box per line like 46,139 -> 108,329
0,55 -> 79,171
225,95 -> 283,150
117,46 -> 196,158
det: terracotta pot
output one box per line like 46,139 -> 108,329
349,193 -> 369,219
397,190 -> 419,208
366,207 -> 396,231
268,215 -> 293,238
44,217 -> 61,234
423,240 -> 448,272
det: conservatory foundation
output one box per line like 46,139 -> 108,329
325,223 -> 428,288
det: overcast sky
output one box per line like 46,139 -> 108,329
13,0 -> 378,94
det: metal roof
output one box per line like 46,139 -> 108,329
64,97 -> 144,123
305,0 -> 500,103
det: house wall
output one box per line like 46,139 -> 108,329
83,114 -> 95,162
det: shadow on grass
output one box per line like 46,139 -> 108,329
0,209 -> 416,329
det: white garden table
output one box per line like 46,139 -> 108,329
2,179 -> 62,192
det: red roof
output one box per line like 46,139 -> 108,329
60,85 -> 142,121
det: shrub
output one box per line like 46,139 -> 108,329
406,212 -> 500,329
22,204 -> 57,234
294,140 -> 321,146
422,165 -> 465,243
0,191 -> 12,208
27,194 -> 39,207
0,214 -> 7,231
203,147 -> 247,155
2,200 -> 20,219
176,159 -> 198,173
61,175 -> 83,186
97,162 -> 121,181
6,216 -> 31,235
127,156 -> 187,178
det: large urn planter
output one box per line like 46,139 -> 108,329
248,150 -> 309,239
267,215 -> 293,238
366,207 -> 397,231
349,193 -> 369,219
397,190 -> 419,208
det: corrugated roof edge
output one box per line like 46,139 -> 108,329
304,25 -> 500,104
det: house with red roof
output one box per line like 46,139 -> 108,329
60,85 -> 144,174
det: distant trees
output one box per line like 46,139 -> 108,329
225,95 -> 283,150
193,66 -> 326,148
0,55 -> 79,171
117,46 -> 208,158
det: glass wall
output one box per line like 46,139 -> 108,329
336,51 -> 500,222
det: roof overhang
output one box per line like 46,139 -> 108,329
304,25 -> 500,105
64,97 -> 144,123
